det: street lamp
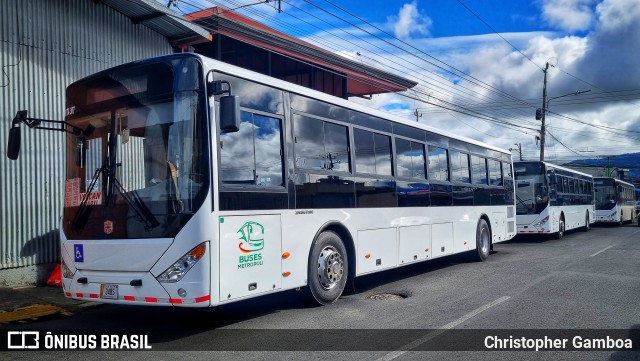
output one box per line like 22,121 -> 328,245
509,143 -> 522,161
537,64 -> 591,161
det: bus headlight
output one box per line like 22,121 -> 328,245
608,211 -> 617,218
61,259 -> 74,279
157,243 -> 206,283
533,216 -> 549,228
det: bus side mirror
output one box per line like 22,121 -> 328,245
7,125 -> 21,160
219,95 -> 240,133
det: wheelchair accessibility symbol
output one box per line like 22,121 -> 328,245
74,244 -> 84,263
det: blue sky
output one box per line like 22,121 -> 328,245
172,0 -> 640,162
345,0 -> 544,37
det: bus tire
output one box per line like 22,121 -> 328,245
583,212 -> 590,232
474,219 -> 491,262
307,231 -> 348,305
556,216 -> 565,240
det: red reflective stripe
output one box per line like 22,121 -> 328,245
90,294 -> 99,299
538,231 -> 543,233
195,295 -> 210,303
145,297 -> 158,303
123,295 -> 136,301
76,293 -> 84,298
169,299 -> 183,304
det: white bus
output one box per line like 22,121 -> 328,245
8,53 -> 516,307
514,161 -> 595,239
594,177 -> 636,224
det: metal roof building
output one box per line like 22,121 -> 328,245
0,0 -> 416,285
0,0 -> 209,284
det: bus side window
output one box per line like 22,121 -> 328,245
428,146 -> 449,182
220,111 -> 284,187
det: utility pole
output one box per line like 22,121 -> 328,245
539,62 -> 549,161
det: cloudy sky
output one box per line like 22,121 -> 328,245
173,0 -> 640,163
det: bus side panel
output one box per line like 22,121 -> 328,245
398,225 -> 431,265
357,228 -> 398,275
432,223 -> 454,257
491,212 -> 507,242
218,215 -> 282,302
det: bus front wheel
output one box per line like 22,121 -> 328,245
307,231 -> 348,305
474,219 -> 491,262
556,217 -> 565,239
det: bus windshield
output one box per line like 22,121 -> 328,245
594,178 -> 617,210
514,162 -> 548,215
62,57 -> 208,239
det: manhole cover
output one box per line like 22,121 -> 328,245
366,293 -> 408,300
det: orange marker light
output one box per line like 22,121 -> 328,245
365,253 -> 371,259
282,252 -> 290,259
282,272 -> 291,277
190,243 -> 206,260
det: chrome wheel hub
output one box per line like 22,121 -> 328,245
317,246 -> 344,290
480,227 -> 490,254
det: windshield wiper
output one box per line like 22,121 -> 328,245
110,174 -> 160,230
72,164 -> 103,231
71,157 -> 160,231
72,111 -> 159,231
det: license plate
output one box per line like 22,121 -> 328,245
100,284 -> 118,299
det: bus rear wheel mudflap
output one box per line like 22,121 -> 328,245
474,218 -> 491,262
307,230 -> 348,305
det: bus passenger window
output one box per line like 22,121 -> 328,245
220,111 -> 283,187
428,146 -> 449,182
294,115 -> 350,173
354,128 -> 392,176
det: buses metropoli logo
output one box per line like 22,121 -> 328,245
237,221 -> 264,254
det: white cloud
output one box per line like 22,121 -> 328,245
388,1 -> 432,39
299,0 -> 640,162
541,0 -> 598,32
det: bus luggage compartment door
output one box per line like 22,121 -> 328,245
219,215 -> 282,301
431,223 -> 453,257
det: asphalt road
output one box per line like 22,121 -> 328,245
3,224 -> 640,360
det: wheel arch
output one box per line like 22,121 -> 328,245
308,221 -> 356,283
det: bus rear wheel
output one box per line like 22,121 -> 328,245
307,231 -> 348,305
474,219 -> 491,262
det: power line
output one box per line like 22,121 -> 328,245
455,0 -> 543,72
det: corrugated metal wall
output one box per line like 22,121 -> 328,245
0,0 -> 172,269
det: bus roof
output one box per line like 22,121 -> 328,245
515,161 -> 595,178
72,53 -> 511,156
594,177 -> 635,187
199,54 -> 511,156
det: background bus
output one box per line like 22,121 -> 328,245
515,161 -> 594,238
594,177 -> 636,224
8,53 -> 516,307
